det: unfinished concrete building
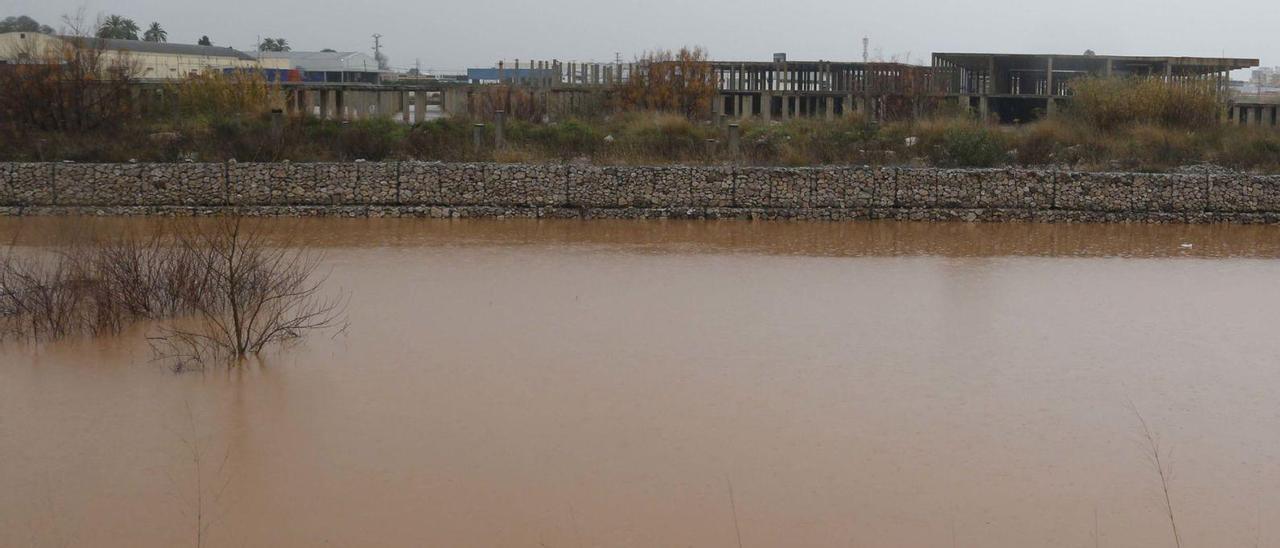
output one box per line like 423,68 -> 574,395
464,56 -> 938,120
932,53 -> 1258,122
1229,101 -> 1280,128
708,57 -> 936,121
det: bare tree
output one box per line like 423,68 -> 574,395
153,218 -> 346,365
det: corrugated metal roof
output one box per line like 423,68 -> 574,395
58,36 -> 256,60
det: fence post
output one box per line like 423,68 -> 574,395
269,109 -> 284,142
472,124 -> 486,151
494,110 -> 506,149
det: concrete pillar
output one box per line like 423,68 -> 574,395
727,124 -> 740,157
413,91 -> 425,123
401,92 -> 411,123
1046,57 -> 1055,99
494,110 -> 506,148
472,123 -> 485,150
825,96 -> 834,120
335,90 -> 346,120
979,96 -> 989,121
269,109 -> 284,141
1241,106 -> 1250,126
762,93 -> 772,122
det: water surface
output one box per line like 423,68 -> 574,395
3,218 -> 1280,547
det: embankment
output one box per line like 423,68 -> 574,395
2,162 -> 1278,222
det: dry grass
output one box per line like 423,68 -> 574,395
1069,77 -> 1222,131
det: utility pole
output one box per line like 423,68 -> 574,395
862,36 -> 869,64
372,33 -> 383,69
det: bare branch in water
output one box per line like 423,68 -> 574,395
1127,399 -> 1181,548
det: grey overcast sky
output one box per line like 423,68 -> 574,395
7,0 -> 1276,74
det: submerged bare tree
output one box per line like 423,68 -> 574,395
151,218 -> 347,367
1,219 -> 345,368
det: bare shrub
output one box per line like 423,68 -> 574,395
470,84 -> 546,122
0,254 -> 85,340
0,229 -> 203,340
174,69 -> 283,122
151,218 -> 347,365
1,219 -> 345,368
615,47 -> 718,120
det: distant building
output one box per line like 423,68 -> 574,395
0,31 -> 279,80
258,51 -> 382,84
1251,67 -> 1280,87
933,52 -> 1259,122
466,67 -> 556,85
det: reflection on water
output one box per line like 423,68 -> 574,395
3,218 -> 1280,547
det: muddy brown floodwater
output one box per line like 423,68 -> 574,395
4,218 -> 1280,547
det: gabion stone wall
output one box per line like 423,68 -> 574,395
3,161 -> 1280,222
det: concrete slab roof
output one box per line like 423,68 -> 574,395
933,52 -> 1259,72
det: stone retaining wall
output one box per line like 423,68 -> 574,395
3,161 -> 1279,222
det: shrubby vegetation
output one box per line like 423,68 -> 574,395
0,219 -> 345,368
2,59 -> 1278,171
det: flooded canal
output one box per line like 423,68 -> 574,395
4,218 -> 1280,547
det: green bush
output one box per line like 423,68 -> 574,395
922,121 -> 1008,167
333,118 -> 403,161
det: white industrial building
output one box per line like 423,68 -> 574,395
0,31 -> 285,80
257,51 -> 383,83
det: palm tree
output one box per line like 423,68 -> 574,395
143,22 -> 167,42
258,37 -> 290,52
97,15 -> 140,40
